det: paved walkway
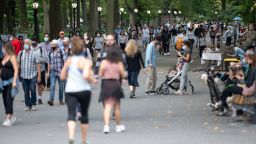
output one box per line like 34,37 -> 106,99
0,45 -> 255,144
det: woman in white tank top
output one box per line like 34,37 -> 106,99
60,37 -> 97,144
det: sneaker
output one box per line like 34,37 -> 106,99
2,119 -> 12,127
149,91 -> 156,95
31,105 -> 37,111
24,107 -> 31,111
145,91 -> 150,94
47,99 -> 54,106
38,99 -> 43,105
130,92 -> 135,99
103,125 -> 110,134
68,139 -> 75,144
175,90 -> 184,95
217,108 -> 229,116
59,100 -> 65,105
10,117 -> 16,125
116,125 -> 126,133
167,53 -> 170,56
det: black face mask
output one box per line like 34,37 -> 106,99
52,47 -> 57,50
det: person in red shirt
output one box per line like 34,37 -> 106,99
9,34 -> 21,56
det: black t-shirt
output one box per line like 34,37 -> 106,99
0,59 -> 14,80
170,28 -> 177,36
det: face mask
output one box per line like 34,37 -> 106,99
24,44 -> 30,50
52,47 -> 56,50
9,38 -> 13,41
84,36 -> 88,40
44,37 -> 49,42
32,43 -> 37,47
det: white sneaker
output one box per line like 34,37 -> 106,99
116,125 -> 125,133
167,53 -> 170,56
2,119 -> 12,127
103,125 -> 110,134
175,90 -> 184,95
10,117 -> 16,125
31,105 -> 37,111
24,107 -> 31,111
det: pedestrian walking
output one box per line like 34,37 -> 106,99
47,40 -> 66,106
175,41 -> 192,95
186,27 -> 195,53
32,39 -> 48,105
161,26 -> 171,55
9,34 -> 22,56
18,39 -> 41,111
58,31 -> 68,50
118,31 -> 128,52
98,47 -> 127,134
0,42 -> 19,126
209,27 -> 216,47
125,39 -> 144,98
40,33 -> 52,90
61,36 -> 96,144
224,26 -> 233,46
145,37 -> 161,95
142,25 -> 150,50
83,33 -> 93,57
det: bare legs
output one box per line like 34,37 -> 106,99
67,121 -> 88,144
103,98 -> 122,127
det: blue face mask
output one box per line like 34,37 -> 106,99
24,44 -> 30,50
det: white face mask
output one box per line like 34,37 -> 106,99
44,37 -> 49,42
24,44 -> 30,50
84,36 -> 88,40
9,37 -> 13,41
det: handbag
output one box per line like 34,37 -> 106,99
232,82 -> 256,105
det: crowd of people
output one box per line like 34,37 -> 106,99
0,20 -> 256,144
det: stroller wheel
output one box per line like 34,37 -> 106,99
163,88 -> 170,95
156,87 -> 163,94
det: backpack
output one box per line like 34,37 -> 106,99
176,37 -> 183,51
49,49 -> 64,65
37,46 -> 48,63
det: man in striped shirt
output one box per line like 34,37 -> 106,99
18,39 -> 41,111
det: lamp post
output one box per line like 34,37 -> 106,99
32,0 -> 39,41
147,10 -> 150,26
168,10 -> 171,23
72,2 -> 77,33
97,6 -> 102,32
158,10 -> 162,25
134,8 -> 138,25
120,8 -> 125,30
215,11 -> 218,22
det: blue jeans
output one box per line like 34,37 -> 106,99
50,70 -> 64,101
21,77 -> 37,107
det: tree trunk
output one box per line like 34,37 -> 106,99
81,0 -> 87,27
126,0 -> 139,26
68,0 -> 73,32
221,0 -> 226,10
62,0 -> 68,30
18,0 -> 28,32
76,0 -> 81,29
113,0 -> 120,28
89,0 -> 97,35
0,0 -> 6,33
49,0 -> 62,39
107,0 -> 115,34
43,0 -> 50,33
5,0 -> 16,34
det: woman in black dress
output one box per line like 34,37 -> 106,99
125,39 -> 144,98
0,42 -> 19,127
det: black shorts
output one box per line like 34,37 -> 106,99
37,71 -> 46,86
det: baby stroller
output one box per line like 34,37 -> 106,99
156,64 -> 194,95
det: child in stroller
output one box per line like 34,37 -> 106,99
156,61 -> 194,95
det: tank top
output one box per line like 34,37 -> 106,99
65,56 -> 91,93
102,60 -> 121,80
1,57 -> 14,80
